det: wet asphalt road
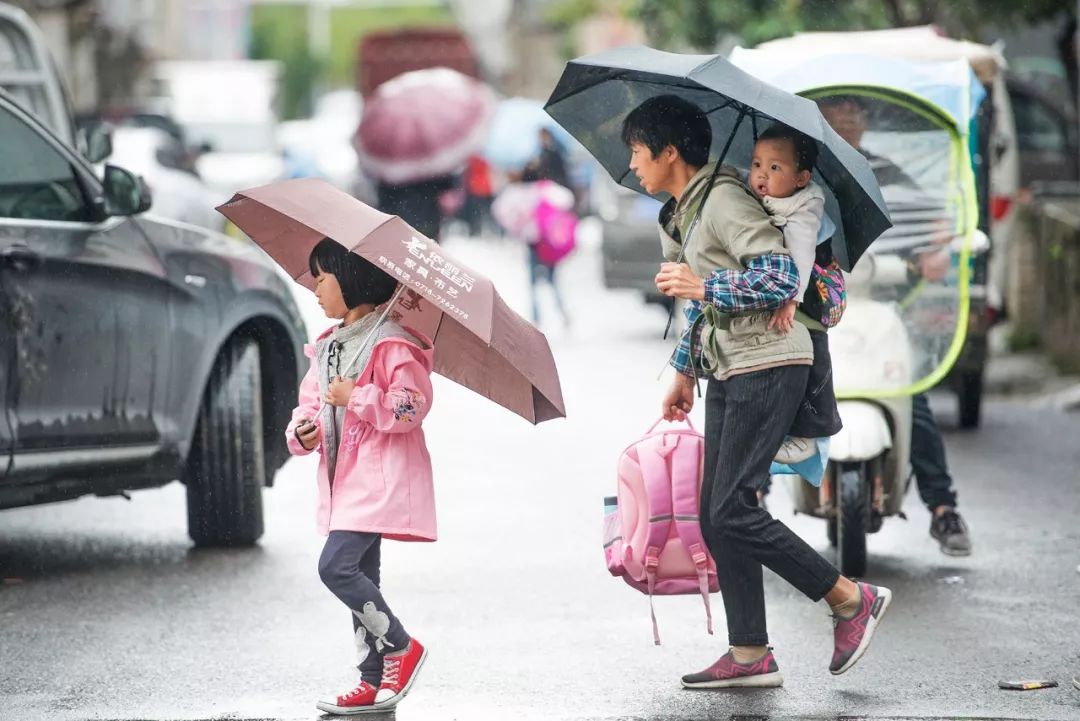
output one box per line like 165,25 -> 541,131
2,237 -> 1079,721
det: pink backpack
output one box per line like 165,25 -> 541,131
534,185 -> 578,266
603,418 -> 718,644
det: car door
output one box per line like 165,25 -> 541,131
0,97 -> 171,472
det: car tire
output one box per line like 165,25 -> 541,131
186,337 -> 266,547
957,371 -> 983,430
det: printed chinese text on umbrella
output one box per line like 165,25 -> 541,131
217,178 -> 565,424
543,45 -> 892,270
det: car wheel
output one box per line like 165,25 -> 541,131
957,371 -> 983,430
186,337 -> 266,547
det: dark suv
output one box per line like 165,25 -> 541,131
0,90 -> 306,546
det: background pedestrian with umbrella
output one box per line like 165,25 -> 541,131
354,67 -> 496,241
545,47 -> 894,688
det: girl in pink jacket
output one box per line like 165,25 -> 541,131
287,238 -> 433,716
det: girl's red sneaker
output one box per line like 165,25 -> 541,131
374,639 -> 427,706
315,680 -> 379,715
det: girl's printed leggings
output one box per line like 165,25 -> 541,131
318,531 -> 411,684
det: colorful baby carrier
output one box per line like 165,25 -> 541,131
802,241 -> 847,329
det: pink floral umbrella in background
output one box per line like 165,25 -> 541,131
354,67 -> 497,184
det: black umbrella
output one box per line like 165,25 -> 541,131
544,45 -> 891,271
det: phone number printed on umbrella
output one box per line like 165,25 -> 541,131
378,254 -> 470,322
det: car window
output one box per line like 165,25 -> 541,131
1012,95 -> 1068,154
0,103 -> 91,222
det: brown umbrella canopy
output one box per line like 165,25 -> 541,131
218,178 -> 565,424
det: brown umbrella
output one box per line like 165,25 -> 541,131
217,177 -> 565,424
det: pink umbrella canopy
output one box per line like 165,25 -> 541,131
355,67 -> 496,184
217,178 -> 565,424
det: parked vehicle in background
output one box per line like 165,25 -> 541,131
85,109 -> 204,176
107,126 -> 221,231
1006,76 -> 1080,188
356,27 -> 478,96
148,60 -> 285,203
0,87 -> 306,546
590,172 -> 667,306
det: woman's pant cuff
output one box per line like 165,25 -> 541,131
807,570 -> 842,602
728,633 -> 770,646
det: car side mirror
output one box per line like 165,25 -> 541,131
103,164 -> 152,216
82,123 -> 114,164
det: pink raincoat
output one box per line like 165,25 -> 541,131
285,325 -> 437,542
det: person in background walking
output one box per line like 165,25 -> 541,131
463,154 -> 496,237
536,127 -> 570,189
492,166 -> 575,327
377,174 -> 456,242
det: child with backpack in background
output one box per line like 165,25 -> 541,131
491,165 -> 578,327
287,238 -> 434,716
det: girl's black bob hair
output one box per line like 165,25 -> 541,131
308,238 -> 398,308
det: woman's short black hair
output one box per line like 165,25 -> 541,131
621,95 -> 711,168
308,238 -> 398,308
757,123 -> 819,172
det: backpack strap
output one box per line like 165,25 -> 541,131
636,434 -> 677,646
668,433 -> 715,637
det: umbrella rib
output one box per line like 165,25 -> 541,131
432,308 -> 446,344
700,97 -> 740,115
543,68 -> 633,109
714,107 -> 746,168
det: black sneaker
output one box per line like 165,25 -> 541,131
930,508 -> 972,556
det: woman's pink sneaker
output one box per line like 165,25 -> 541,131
830,582 -> 893,675
681,649 -> 784,689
